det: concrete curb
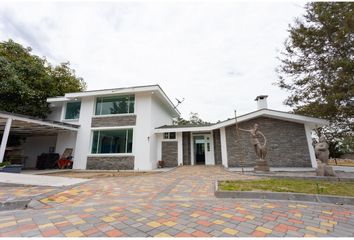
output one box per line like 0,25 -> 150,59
32,181 -> 89,201
0,179 -> 90,212
214,180 -> 354,206
0,199 -> 31,211
248,174 -> 354,182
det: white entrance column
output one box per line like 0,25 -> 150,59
304,124 -> 317,168
220,127 -> 228,168
0,117 -> 12,163
177,132 -> 183,166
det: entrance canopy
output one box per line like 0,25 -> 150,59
0,111 -> 79,162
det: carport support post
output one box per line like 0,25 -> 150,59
0,117 -> 12,163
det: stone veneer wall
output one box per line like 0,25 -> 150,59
225,117 -> 311,167
213,129 -> 222,165
86,156 -> 134,170
161,141 -> 178,167
182,132 -> 191,165
91,115 -> 136,127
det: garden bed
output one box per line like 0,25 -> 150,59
215,179 -> 354,205
219,179 -> 354,197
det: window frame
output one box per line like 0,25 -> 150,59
163,132 -> 176,140
90,128 -> 134,155
95,95 -> 135,116
64,101 -> 81,120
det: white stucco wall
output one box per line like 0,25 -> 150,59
72,96 -> 94,169
22,136 -> 57,169
46,106 -> 62,121
150,95 -> 174,169
56,131 -> 77,160
133,92 -> 153,170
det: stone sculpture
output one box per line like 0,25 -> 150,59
314,135 -> 336,176
239,123 -> 269,172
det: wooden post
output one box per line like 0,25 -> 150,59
234,110 -> 244,173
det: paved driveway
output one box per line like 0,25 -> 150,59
1,166 -> 354,237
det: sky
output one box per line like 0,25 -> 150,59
0,1 -> 306,122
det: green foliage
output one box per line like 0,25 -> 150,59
0,39 -> 86,118
340,135 -> 354,154
174,112 -> 209,125
276,2 -> 354,149
0,161 -> 11,168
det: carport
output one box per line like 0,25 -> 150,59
0,111 -> 79,165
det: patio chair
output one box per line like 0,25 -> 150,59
57,148 -> 73,169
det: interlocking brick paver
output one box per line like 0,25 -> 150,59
191,230 -> 210,237
1,166 -> 354,237
105,229 -> 124,237
65,230 -> 84,237
252,230 -> 267,237
222,227 -> 239,236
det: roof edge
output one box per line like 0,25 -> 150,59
155,108 -> 329,133
47,84 -> 180,117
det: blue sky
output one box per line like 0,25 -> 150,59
0,1 -> 306,122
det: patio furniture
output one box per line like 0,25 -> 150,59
36,153 -> 60,170
57,148 -> 73,169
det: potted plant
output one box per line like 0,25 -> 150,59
0,161 -> 23,173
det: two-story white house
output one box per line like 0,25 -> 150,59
45,85 -> 180,170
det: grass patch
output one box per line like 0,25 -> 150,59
219,179 -> 354,197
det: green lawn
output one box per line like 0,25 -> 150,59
219,179 -> 354,197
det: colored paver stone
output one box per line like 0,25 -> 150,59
0,166 -> 354,237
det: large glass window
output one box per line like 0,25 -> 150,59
65,101 -> 81,120
91,129 -> 133,154
95,95 -> 135,115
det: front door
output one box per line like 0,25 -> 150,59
194,136 -> 205,165
193,134 -> 214,165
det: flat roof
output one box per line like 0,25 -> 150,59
0,111 -> 79,136
47,84 -> 180,117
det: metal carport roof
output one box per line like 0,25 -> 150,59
0,111 -> 79,136
0,111 -> 79,162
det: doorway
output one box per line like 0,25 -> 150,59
192,133 -> 214,165
194,136 -> 205,165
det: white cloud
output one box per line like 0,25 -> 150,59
0,1 -> 305,122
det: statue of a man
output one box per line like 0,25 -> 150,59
239,123 -> 267,160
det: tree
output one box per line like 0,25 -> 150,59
276,2 -> 354,155
174,112 -> 209,125
0,39 -> 86,118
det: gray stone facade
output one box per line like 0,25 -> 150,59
213,130 -> 222,165
91,115 -> 136,127
182,132 -> 191,165
86,156 -> 134,170
225,117 -> 311,167
161,141 -> 178,167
